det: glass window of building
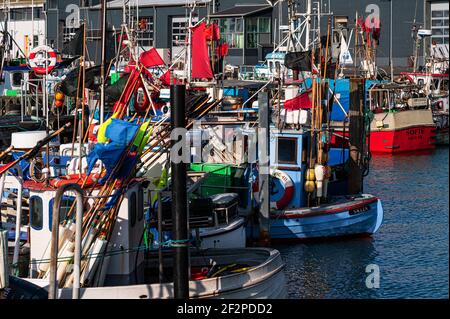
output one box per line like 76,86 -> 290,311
246,17 -> 271,49
137,17 -> 154,48
212,18 -> 244,49
172,16 -> 198,57
431,3 -> 449,45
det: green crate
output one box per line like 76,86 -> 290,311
6,90 -> 18,97
190,163 -> 244,197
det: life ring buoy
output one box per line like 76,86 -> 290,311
252,168 -> 294,210
29,157 -> 46,183
134,86 -> 149,113
270,169 -> 294,210
28,45 -> 57,75
49,173 -> 100,188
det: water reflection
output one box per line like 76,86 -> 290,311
275,237 -> 380,299
277,148 -> 449,299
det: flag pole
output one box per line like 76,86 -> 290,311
100,0 -> 107,124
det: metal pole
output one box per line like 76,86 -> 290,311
49,184 -> 84,299
258,91 -> 270,246
32,0 -> 34,49
100,0 -> 107,124
12,168 -> 23,269
306,0 -> 312,50
348,78 -> 365,195
157,191 -> 164,283
170,84 -> 189,299
390,0 -> 394,80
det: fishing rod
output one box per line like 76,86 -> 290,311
0,123 -> 71,176
0,146 -> 13,162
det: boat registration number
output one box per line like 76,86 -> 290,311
349,205 -> 370,215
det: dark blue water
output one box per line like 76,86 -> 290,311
276,148 -> 449,299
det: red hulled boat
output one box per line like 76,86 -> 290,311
368,83 -> 436,153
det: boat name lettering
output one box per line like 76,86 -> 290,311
350,205 -> 370,215
406,128 -> 424,136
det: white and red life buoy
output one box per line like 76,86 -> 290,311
270,169 -> 294,210
252,168 -> 294,210
28,45 -> 57,75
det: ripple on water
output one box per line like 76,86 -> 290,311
276,148 -> 449,299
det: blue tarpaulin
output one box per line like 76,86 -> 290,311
304,79 -> 384,121
87,119 -> 139,183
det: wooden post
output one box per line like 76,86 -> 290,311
348,78 -> 365,195
258,91 -> 270,246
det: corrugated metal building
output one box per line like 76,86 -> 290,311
41,0 -> 448,69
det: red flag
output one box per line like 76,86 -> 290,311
357,16 -> 367,33
205,23 -> 221,41
139,48 -> 165,68
160,70 -> 181,86
191,22 -> 213,80
216,43 -> 229,58
284,90 -> 312,111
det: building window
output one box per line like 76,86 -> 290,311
33,35 -> 39,48
212,18 -> 244,49
277,137 -> 298,165
48,0 -> 58,9
63,25 -> 79,44
30,197 -> 43,230
33,7 -> 42,19
172,16 -> 198,48
137,17 -> 154,48
431,4 -> 449,45
246,17 -> 271,49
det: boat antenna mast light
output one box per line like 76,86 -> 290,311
412,28 -> 432,72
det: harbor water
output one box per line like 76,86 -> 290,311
276,147 -> 449,299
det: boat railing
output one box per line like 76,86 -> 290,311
20,77 -> 60,121
48,184 -> 84,299
0,165 -> 24,274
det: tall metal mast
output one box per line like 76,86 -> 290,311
305,0 -> 312,50
100,0 -> 107,124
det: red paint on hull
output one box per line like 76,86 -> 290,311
370,126 -> 436,153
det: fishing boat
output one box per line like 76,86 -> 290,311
252,124 -> 383,241
0,1 -> 289,299
399,72 -> 449,146
0,175 -> 285,299
368,82 -> 436,153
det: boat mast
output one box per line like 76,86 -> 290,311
305,0 -> 312,51
186,2 -> 195,85
100,0 -> 107,124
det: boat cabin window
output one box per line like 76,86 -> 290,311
30,197 -> 43,230
439,78 -> 449,91
138,187 -> 144,221
129,192 -> 137,227
12,72 -> 23,87
49,196 -> 75,231
277,137 -> 298,165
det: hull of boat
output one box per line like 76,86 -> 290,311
22,248 -> 287,299
433,127 -> 449,145
370,125 -> 436,153
199,217 -> 246,249
269,195 -> 383,241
